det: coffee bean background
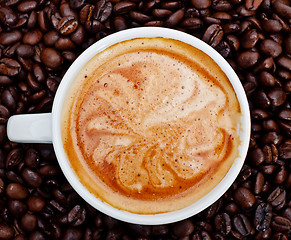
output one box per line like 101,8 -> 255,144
0,0 -> 290,239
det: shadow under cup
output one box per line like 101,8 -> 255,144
52,27 -> 251,225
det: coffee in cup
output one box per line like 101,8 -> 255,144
61,37 -> 242,214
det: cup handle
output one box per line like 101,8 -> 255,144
7,113 -> 52,143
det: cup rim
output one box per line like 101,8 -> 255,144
52,27 -> 251,225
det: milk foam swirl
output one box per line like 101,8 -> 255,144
77,51 -> 231,198
63,38 -> 241,213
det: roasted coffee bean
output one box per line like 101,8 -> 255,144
113,16 -> 128,31
254,57 -> 276,74
272,233 -> 289,240
275,166 -> 287,184
278,119 -> 290,133
114,1 -> 136,14
267,88 -> 286,107
233,214 -> 254,237
278,141 -> 291,159
193,231 -> 212,240
27,10 -> 37,28
261,132 -> 283,146
259,71 -> 276,87
6,170 -> 23,184
37,10 -> 50,32
225,202 -> 240,216
271,216 -> 291,232
49,199 -> 66,213
241,29 -> 259,49
279,109 -> 291,121
0,6 -> 18,26
26,72 -> 41,91
0,124 -> 7,145
79,4 -> 94,24
212,11 -> 232,20
0,223 -> 15,240
58,16 -> 78,35
204,199 -> 223,219
6,148 -> 23,169
3,42 -> 20,58
6,183 -> 28,200
55,36 -> 76,50
216,40 -> 231,58
27,90 -> 46,103
267,186 -> 286,210
24,148 -> 40,168
62,228 -> 83,240
62,50 -> 76,62
260,39 -> 282,58
16,44 -> 35,58
254,202 -> 272,231
248,148 -> 265,166
282,208 -> 291,221
234,187 -> 256,208
0,30 -> 22,45
252,90 -> 271,109
0,105 -> 10,123
8,199 -> 27,218
164,9 -> 184,27
49,14 -> 61,31
43,30 -> 60,46
262,19 -> 283,32
85,20 -> 105,33
22,29 -> 43,45
237,51 -> 260,68
38,164 -> 59,177
272,0 -> 291,20
245,0 -> 263,11
144,20 -> 164,27
151,225 -> 169,235
70,25 -> 86,45
68,205 -> 86,226
17,0 -> 38,13
70,0 -> 85,9
60,2 -> 78,18
130,11 -> 152,23
21,212 -> 37,231
226,35 -> 240,52
22,167 -> 42,188
94,0 -> 112,22
46,77 -> 59,93
160,1 -> 181,10
202,24 -> 223,48
172,219 -> 194,237
0,75 -> 13,86
255,227 -> 272,239
214,213 -> 231,235
277,56 -> 291,71
28,230 -> 46,240
180,17 -> 203,29
40,48 -> 63,69
27,195 -> 45,212
152,9 -> 172,19
254,171 -> 264,194
0,58 -> 21,77
191,0 -> 211,9
32,63 -> 45,83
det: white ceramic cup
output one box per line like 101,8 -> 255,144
7,27 -> 251,225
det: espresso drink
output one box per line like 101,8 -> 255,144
62,37 -> 241,214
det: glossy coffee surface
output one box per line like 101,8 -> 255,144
62,37 -> 241,214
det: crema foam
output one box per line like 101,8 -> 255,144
62,37 -> 241,214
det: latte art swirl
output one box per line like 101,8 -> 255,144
62,38 -> 241,213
